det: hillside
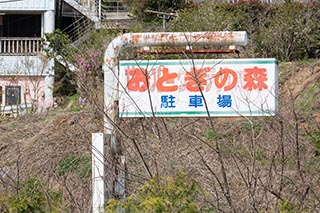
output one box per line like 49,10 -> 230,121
0,60 -> 320,212
0,109 -> 102,212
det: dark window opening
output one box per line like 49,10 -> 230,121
0,86 -> 2,104
6,86 -> 21,105
3,14 -> 41,37
0,16 -> 3,37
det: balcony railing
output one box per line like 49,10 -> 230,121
0,38 -> 42,55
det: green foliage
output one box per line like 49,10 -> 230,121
169,2 -> 320,61
53,62 -> 77,97
169,3 -> 236,32
105,172 -> 208,212
204,129 -> 223,140
56,154 -> 91,179
240,120 -> 263,134
308,130 -> 320,156
298,81 -> 320,113
44,28 -> 113,101
123,0 -> 187,22
255,148 -> 267,164
59,93 -> 84,111
43,30 -> 77,97
2,178 -> 63,212
256,3 -> 320,61
43,29 -> 74,59
279,200 -> 300,213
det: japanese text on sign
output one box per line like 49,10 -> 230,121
119,58 -> 278,117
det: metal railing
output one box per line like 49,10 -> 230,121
101,0 -> 128,12
0,38 -> 42,55
70,0 -> 129,20
62,16 -> 95,44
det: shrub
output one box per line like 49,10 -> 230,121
105,172 -> 211,212
1,178 -> 63,212
170,2 -> 320,61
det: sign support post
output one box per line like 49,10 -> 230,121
93,31 -> 248,212
92,133 -> 105,213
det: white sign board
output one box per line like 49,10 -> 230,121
118,58 -> 278,117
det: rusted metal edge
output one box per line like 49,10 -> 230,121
136,49 -> 240,54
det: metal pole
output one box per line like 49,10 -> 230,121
98,0 -> 101,21
162,15 -> 166,31
145,10 -> 177,31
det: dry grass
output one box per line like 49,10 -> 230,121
0,60 -> 320,212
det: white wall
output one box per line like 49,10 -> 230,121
0,56 -> 50,76
0,0 -> 55,11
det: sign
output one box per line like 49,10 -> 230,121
118,58 -> 278,117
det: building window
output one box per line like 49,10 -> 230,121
5,86 -> 21,105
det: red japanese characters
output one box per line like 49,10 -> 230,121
125,65 -> 268,92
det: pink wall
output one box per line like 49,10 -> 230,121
0,76 -> 45,107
